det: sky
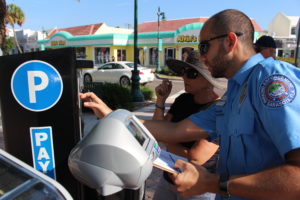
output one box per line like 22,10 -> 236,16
5,0 -> 300,31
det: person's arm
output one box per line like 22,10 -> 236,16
166,139 -> 218,161
188,139 -> 219,165
152,79 -> 172,120
165,143 -> 189,157
143,118 -> 208,143
173,148 -> 300,200
80,92 -> 209,143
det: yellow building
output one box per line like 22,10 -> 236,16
38,17 -> 262,67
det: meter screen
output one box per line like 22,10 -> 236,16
128,122 -> 145,146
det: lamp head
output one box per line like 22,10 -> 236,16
161,13 -> 166,21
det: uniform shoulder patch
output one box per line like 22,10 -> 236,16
260,74 -> 296,108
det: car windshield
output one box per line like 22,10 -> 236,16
125,63 -> 143,68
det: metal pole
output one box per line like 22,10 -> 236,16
131,0 -> 144,102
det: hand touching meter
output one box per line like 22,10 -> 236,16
68,109 -> 160,196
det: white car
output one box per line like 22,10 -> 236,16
83,61 -> 155,86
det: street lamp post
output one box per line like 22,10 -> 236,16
156,7 -> 165,73
131,0 -> 144,102
122,1 -> 145,199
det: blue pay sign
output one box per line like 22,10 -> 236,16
30,126 -> 56,179
11,60 -> 63,112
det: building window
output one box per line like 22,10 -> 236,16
76,47 -> 86,59
291,27 -> 296,35
181,47 -> 194,61
291,50 -> 295,58
95,47 -> 110,65
117,49 -> 126,61
149,47 -> 158,65
164,47 -> 176,65
274,40 -> 283,48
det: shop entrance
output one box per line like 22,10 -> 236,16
95,47 -> 110,65
149,47 -> 158,65
164,47 -> 176,65
181,47 -> 194,61
117,49 -> 126,61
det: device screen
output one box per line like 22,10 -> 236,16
128,121 -> 146,146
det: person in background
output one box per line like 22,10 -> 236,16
152,50 -> 227,200
254,35 -> 277,59
182,51 -> 189,61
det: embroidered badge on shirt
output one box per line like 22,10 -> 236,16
260,74 -> 296,108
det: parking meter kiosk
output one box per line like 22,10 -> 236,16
68,109 -> 161,196
0,48 -> 96,199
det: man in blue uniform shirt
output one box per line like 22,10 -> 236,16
80,9 -> 300,200
171,9 -> 300,200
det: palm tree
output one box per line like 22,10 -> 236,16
0,0 -> 6,51
6,3 -> 24,53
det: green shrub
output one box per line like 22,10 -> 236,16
158,66 -> 177,76
276,57 -> 296,65
124,85 -> 154,101
83,82 -> 134,111
140,85 -> 154,101
83,83 -> 155,111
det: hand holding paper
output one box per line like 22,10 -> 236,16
153,149 -> 188,174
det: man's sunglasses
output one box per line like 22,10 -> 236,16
198,32 -> 243,55
180,68 -> 200,79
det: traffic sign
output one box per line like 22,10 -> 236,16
11,60 -> 63,112
30,126 -> 56,179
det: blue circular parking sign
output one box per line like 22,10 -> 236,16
11,60 -> 63,112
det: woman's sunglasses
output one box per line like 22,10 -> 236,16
180,68 -> 199,79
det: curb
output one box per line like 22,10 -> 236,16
154,73 -> 182,81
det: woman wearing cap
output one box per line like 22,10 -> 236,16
152,50 -> 227,200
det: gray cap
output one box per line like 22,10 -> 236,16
166,50 -> 227,94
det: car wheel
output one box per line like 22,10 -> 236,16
120,76 -> 130,86
84,74 -> 92,82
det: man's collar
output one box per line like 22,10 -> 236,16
231,54 -> 265,85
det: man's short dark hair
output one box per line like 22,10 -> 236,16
254,35 -> 277,50
204,9 -> 255,48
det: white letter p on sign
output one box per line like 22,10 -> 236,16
27,71 -> 49,103
35,132 -> 48,146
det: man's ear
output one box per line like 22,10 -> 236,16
226,32 -> 239,52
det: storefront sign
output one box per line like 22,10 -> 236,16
51,40 -> 66,46
177,35 -> 198,43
